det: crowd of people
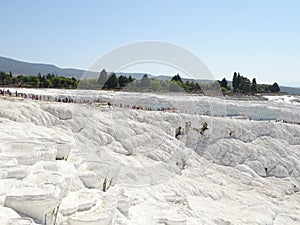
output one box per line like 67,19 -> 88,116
275,119 -> 300,126
1,89 -> 53,101
1,88 -> 299,125
0,88 -> 177,113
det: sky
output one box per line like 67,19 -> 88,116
0,0 -> 299,86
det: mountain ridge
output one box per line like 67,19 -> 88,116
0,56 -> 98,79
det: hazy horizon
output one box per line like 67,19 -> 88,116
1,55 -> 300,88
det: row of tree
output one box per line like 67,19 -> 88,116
88,70 -> 281,94
232,72 -> 254,93
170,74 -> 202,92
97,69 -> 135,89
0,69 -> 281,94
0,71 -> 78,88
123,73 -> 203,93
78,70 -> 203,92
218,72 -> 280,94
78,69 -> 136,89
169,73 -> 281,94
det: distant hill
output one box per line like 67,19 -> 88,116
0,56 -> 212,82
0,56 -> 156,80
0,56 -> 99,79
280,86 -> 300,96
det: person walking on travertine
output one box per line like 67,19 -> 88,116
175,126 -> 182,139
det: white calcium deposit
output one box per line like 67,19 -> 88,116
0,89 -> 299,225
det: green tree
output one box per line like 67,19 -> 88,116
0,71 -> 77,89
270,82 -> 280,93
184,80 -> 191,92
0,71 -> 13,85
128,75 -> 134,83
189,81 -> 195,92
98,69 -> 108,86
44,79 -> 52,88
118,75 -> 128,88
220,78 -> 228,89
171,74 -> 182,83
37,72 -> 42,80
251,78 -> 257,94
232,72 -> 238,92
31,76 -> 40,87
194,82 -> 202,92
105,73 -> 118,89
52,76 -> 61,88
238,76 -> 251,93
244,82 -> 251,93
237,73 -> 242,91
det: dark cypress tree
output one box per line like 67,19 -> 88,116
190,81 -> 195,92
270,82 -> 280,93
237,73 -> 241,91
184,80 -> 190,92
171,74 -> 182,83
128,75 -> 134,83
194,82 -> 202,92
118,75 -> 128,88
220,78 -> 228,89
244,82 -> 251,93
232,72 -> 238,92
98,69 -> 108,86
251,78 -> 258,94
105,72 -> 118,89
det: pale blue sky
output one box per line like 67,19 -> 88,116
0,0 -> 299,85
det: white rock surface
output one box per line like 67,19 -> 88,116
0,90 -> 299,224
4,185 -> 59,224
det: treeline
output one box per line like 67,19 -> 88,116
80,70 -> 282,94
0,69 -> 281,94
78,69 -> 204,93
78,69 -> 135,89
219,72 -> 280,94
0,71 -> 78,88
78,71 -> 159,91
126,73 -> 204,93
